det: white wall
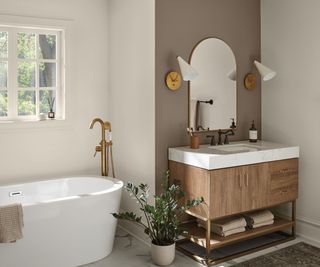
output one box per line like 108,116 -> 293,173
0,0 -> 109,184
107,0 -> 155,242
262,0 -> 320,245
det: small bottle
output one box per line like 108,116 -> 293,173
249,120 -> 258,143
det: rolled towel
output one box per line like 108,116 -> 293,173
249,220 -> 274,229
197,215 -> 246,232
0,203 -> 24,243
243,210 -> 274,226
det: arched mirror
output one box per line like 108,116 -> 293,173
189,38 -> 237,132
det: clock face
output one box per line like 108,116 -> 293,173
166,71 -> 182,91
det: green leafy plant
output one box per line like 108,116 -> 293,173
112,171 -> 204,246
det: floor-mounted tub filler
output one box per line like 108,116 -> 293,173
0,176 -> 123,267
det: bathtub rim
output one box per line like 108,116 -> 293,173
0,175 -> 123,207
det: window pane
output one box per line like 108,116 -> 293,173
17,33 -> 36,59
40,90 -> 56,113
39,35 -> 56,59
0,61 -> 7,87
0,32 -> 8,58
18,90 -> 36,116
39,62 -> 56,87
0,90 -> 8,117
18,62 -> 36,87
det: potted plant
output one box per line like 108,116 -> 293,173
112,171 -> 203,266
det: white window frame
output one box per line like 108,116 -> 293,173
0,24 -> 65,122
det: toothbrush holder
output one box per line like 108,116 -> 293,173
190,136 -> 200,149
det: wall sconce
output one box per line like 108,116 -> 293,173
244,60 -> 276,90
177,56 -> 199,81
165,56 -> 199,91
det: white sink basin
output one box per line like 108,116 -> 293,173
210,144 -> 262,153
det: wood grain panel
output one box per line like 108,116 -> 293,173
170,159 -> 299,220
268,159 -> 299,206
242,163 -> 269,212
210,167 -> 242,218
169,161 -> 209,219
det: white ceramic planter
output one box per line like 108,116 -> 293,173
151,242 -> 175,266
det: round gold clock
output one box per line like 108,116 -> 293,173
166,71 -> 182,91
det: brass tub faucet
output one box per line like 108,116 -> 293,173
89,118 -> 115,177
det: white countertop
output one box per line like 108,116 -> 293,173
168,141 -> 299,170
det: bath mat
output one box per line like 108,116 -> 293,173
233,242 -> 320,267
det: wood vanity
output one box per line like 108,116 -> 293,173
168,141 -> 299,265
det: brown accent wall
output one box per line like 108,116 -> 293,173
155,0 -> 261,192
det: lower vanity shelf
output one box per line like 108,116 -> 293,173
180,217 -> 294,250
177,230 -> 294,265
177,216 -> 295,265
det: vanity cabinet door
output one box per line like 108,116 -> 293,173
210,163 -> 270,218
268,159 -> 299,206
210,167 -> 243,218
241,163 -> 269,212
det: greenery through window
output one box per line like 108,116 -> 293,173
0,26 -> 63,120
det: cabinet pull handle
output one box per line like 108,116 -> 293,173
238,174 -> 242,188
245,173 -> 249,187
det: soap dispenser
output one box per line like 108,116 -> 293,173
249,120 -> 258,143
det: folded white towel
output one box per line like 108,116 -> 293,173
197,216 -> 246,232
0,203 -> 24,243
249,220 -> 274,229
215,227 -> 246,237
243,210 -> 274,226
212,216 -> 246,232
190,99 -> 198,130
197,222 -> 246,237
197,215 -> 246,232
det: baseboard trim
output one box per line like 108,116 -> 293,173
296,215 -> 320,228
117,220 -> 151,247
296,219 -> 320,248
275,211 -> 320,247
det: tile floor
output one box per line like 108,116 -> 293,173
82,228 -> 314,267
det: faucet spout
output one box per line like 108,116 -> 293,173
89,118 -> 104,129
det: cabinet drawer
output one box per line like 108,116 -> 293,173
269,159 -> 298,205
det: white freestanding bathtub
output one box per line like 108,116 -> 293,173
0,176 -> 123,267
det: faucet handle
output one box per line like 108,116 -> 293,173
224,135 -> 229,145
94,145 -> 102,157
207,135 -> 216,146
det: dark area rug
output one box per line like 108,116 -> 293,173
233,242 -> 320,267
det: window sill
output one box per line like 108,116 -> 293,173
0,118 -> 72,132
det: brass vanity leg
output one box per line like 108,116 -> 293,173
292,200 -> 296,237
206,219 -> 211,265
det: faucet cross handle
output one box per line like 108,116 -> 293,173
207,134 -> 216,146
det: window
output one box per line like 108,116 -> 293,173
0,25 -> 64,121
